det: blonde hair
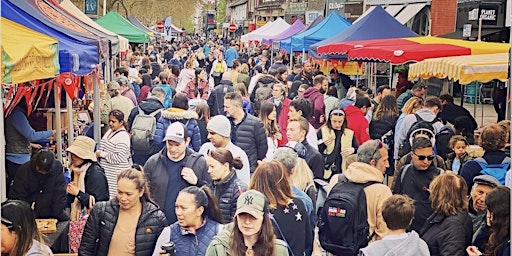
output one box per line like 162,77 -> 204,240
401,97 -> 424,115
290,158 -> 314,191
238,63 -> 250,74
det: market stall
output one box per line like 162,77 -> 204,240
96,11 -> 151,43
1,17 -> 61,201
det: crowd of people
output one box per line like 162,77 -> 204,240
2,36 -> 511,256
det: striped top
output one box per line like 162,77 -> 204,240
98,127 -> 132,197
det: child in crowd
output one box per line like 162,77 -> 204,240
360,194 -> 430,256
445,135 -> 471,174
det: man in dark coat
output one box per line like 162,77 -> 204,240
223,92 -> 268,173
289,62 -> 314,99
9,149 -> 68,220
303,75 -> 328,129
438,94 -> 477,131
208,77 -> 234,116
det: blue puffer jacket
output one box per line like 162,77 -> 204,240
153,218 -> 221,256
153,108 -> 202,152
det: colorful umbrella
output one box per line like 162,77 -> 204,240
318,36 -> 510,64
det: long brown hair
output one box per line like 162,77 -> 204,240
249,161 -> 294,210
259,101 -> 279,138
485,186 -> 510,256
230,213 -> 276,256
429,173 -> 468,216
374,95 -> 398,120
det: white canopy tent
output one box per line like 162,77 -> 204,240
242,18 -> 290,42
241,20 -> 275,42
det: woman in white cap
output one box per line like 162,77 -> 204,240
205,190 -> 289,256
66,136 -> 109,221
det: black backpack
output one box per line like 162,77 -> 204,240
318,179 -> 377,256
398,113 -> 438,158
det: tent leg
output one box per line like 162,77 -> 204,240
473,83 -> 478,122
93,71 -> 101,144
1,85 -> 6,202
54,82 -> 63,162
461,84 -> 464,107
389,64 -> 393,88
67,93 -> 74,146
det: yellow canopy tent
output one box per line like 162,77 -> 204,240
1,18 -> 59,84
408,53 -> 508,84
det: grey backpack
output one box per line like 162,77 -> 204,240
131,107 -> 160,151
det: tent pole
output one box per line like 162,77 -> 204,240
93,71 -> 101,144
1,85 -> 6,201
389,64 -> 393,88
290,45 -> 293,68
54,82 -> 63,162
66,93 -> 74,146
474,83 -> 478,122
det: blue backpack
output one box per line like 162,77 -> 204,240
475,157 -> 511,185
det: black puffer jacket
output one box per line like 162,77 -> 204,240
229,113 -> 268,173
66,162 -> 110,209
9,160 -> 68,220
369,114 -> 398,140
211,171 -> 247,224
420,211 -> 473,256
79,198 -> 167,256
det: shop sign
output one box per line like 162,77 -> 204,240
306,11 -> 322,24
479,5 -> 498,25
288,2 -> 307,13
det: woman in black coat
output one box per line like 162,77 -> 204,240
420,173 -> 473,256
369,95 -> 399,177
66,136 -> 109,219
79,168 -> 167,256
206,148 -> 247,223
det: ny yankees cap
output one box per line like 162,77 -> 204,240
235,190 -> 267,219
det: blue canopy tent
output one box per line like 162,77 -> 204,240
280,16 -> 325,53
309,6 -> 418,59
281,12 -> 351,54
2,0 -> 99,75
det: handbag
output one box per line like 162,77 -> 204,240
212,71 -> 221,77
68,195 -> 95,253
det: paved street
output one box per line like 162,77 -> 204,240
453,98 -> 502,127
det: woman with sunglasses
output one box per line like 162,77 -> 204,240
1,200 -> 53,255
317,107 -> 358,179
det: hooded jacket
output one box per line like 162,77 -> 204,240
360,231 -> 430,256
208,80 -> 234,116
303,87 -> 326,129
153,108 -> 202,152
205,223 -> 290,256
344,162 -> 392,241
79,198 -> 167,256
344,105 -> 370,145
9,159 -> 68,220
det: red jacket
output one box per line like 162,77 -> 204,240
344,105 -> 370,145
271,97 -> 291,146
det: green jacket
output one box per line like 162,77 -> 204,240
445,152 -> 472,172
205,223 -> 289,256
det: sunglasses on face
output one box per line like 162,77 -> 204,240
413,152 -> 435,161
